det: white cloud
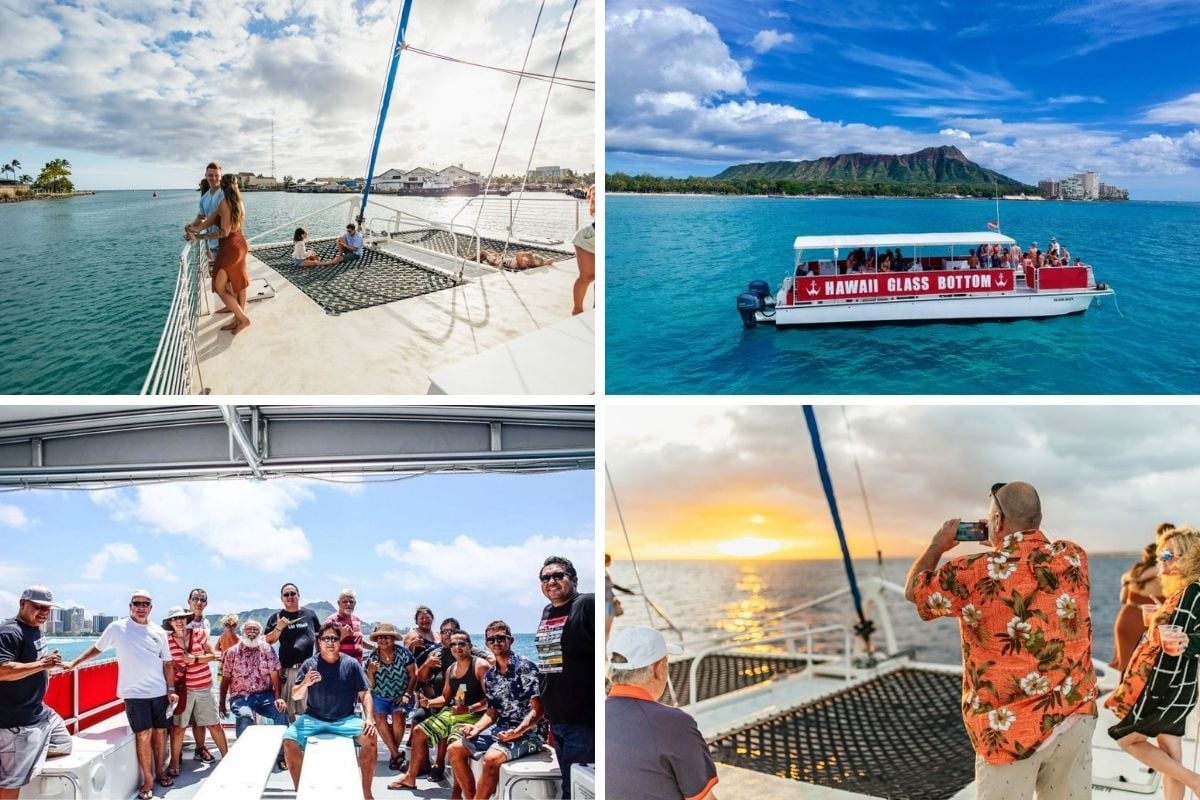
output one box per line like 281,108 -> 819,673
0,504 -> 31,528
940,128 -> 971,140
145,563 -> 179,583
1143,92 -> 1200,126
752,29 -> 795,54
1,0 -> 594,188
1048,95 -> 1105,105
376,534 -> 596,609
82,543 -> 139,581
93,482 -> 314,572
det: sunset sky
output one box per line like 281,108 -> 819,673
606,404 -> 1200,560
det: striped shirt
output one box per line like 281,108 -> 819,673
168,629 -> 212,689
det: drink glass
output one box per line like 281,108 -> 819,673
1142,604 -> 1159,627
1160,624 -> 1187,656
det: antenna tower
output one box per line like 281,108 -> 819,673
271,113 -> 276,180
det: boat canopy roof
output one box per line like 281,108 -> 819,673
792,232 -> 1017,251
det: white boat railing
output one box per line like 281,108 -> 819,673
141,240 -> 207,395
450,194 -> 583,248
684,623 -> 855,708
246,197 -> 356,245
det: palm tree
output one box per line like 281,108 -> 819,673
11,159 -> 20,179
19,175 -> 32,185
1,163 -> 11,182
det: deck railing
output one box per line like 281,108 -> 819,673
141,240 -> 208,395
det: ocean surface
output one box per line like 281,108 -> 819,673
46,632 -> 540,663
605,195 -> 1200,394
0,190 -> 583,394
609,555 -> 1132,666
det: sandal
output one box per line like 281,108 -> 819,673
277,755 -> 288,771
193,747 -> 215,763
429,764 -> 445,782
388,754 -> 402,770
166,765 -> 180,777
158,774 -> 175,787
137,788 -> 153,800
387,779 -> 416,791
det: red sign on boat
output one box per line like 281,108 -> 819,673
792,268 -> 1015,303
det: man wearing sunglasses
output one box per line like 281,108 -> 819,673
447,620 -> 544,799
68,590 -> 177,800
534,556 -> 594,798
283,622 -> 377,799
266,583 -> 321,721
325,223 -> 363,267
184,588 -> 217,764
905,481 -> 1097,800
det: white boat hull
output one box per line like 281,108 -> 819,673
759,288 -> 1112,326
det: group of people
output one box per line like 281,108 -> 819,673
0,556 -> 593,800
604,483 -> 1200,800
966,237 -> 1080,270
292,224 -> 363,269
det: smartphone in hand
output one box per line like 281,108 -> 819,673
955,521 -> 988,542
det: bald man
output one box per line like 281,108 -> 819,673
905,481 -> 1097,800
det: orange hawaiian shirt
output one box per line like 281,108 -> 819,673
913,529 -> 1097,764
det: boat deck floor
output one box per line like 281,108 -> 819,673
193,239 -> 591,395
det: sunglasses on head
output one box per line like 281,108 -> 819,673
1161,549 -> 1176,563
540,571 -> 568,583
486,635 -> 510,644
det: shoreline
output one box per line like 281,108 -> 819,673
606,191 -> 1134,201
0,189 -> 95,204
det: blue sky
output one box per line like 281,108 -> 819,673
0,0 -> 594,190
0,470 -> 594,634
606,0 -> 1200,200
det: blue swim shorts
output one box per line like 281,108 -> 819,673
281,714 -> 364,750
459,727 -> 544,761
372,695 -> 416,716
343,251 -> 360,260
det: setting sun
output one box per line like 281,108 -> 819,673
716,536 -> 783,558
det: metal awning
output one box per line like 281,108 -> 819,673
793,232 -> 1017,250
0,405 -> 594,486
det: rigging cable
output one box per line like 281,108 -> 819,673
402,45 -> 593,91
605,463 -> 681,706
839,405 -> 886,578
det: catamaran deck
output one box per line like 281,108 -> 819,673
192,237 -> 592,395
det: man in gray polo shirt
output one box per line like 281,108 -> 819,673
606,626 -> 718,800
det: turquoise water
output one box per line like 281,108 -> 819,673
605,196 -> 1200,394
0,190 -> 581,394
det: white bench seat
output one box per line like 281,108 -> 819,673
463,748 -> 560,799
193,726 -> 285,800
297,734 -> 360,800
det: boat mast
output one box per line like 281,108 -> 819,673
357,0 -> 416,228
803,405 -> 875,654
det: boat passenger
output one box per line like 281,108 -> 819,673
219,619 -> 288,771
606,626 -> 718,800
324,223 -> 364,267
535,556 -> 595,800
0,586 -> 73,800
571,184 -> 595,315
188,174 -> 251,335
905,482 -> 1096,798
265,582 -> 321,722
184,588 -> 216,764
283,622 -> 378,799
478,248 -> 557,270
446,620 -> 545,800
363,623 -> 416,773
324,588 -> 373,663
67,590 -> 178,800
292,228 -> 325,268
1009,244 -> 1021,267
164,606 -> 228,778
184,162 -> 223,269
387,630 -> 489,791
1106,527 -> 1200,800
1108,539 -> 1164,673
967,253 -> 980,269
1049,237 -> 1060,256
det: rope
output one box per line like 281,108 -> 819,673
839,406 -> 885,579
457,0 -> 548,280
402,45 -> 593,91
605,463 -> 680,706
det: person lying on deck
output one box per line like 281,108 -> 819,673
476,249 -> 556,270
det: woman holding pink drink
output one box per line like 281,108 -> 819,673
1107,527 -> 1200,800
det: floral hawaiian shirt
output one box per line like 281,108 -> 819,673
484,652 -> 542,730
913,529 -> 1097,764
221,642 -> 281,698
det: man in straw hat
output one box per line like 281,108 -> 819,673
68,589 -> 176,800
364,622 -> 417,772
0,586 -> 73,800
606,625 -> 718,800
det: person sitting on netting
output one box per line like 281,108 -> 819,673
477,248 -> 556,270
292,228 -> 328,268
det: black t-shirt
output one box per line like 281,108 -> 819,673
536,592 -> 594,727
0,617 -> 51,727
266,608 -> 321,668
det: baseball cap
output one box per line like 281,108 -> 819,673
20,586 -> 60,608
608,626 -> 682,671
130,589 -> 153,602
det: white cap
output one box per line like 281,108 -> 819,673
608,626 -> 682,671
130,588 -> 153,602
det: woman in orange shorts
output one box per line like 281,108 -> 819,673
189,173 -> 250,334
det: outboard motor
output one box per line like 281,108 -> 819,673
736,280 -> 771,328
